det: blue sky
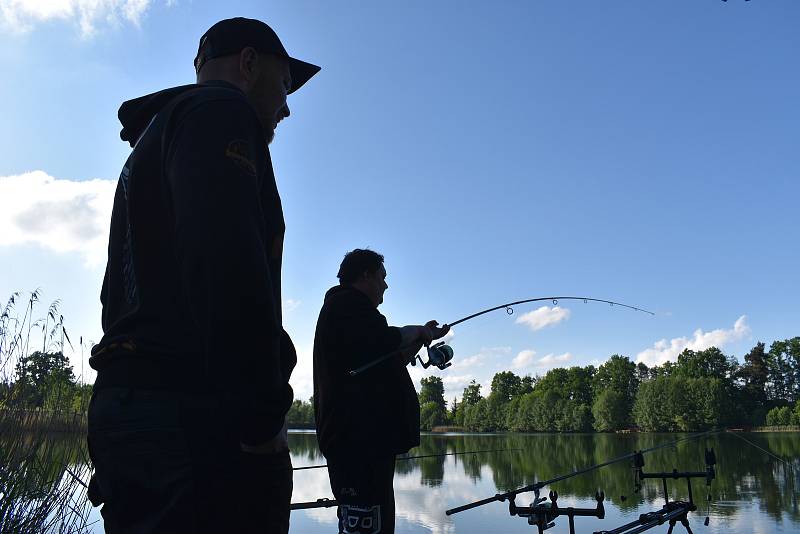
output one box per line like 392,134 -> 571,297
1,0 -> 798,402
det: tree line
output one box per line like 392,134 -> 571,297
7,338 -> 799,433
417,339 -> 800,432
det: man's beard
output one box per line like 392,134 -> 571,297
266,128 -> 275,145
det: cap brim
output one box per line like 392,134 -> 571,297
288,57 -> 320,94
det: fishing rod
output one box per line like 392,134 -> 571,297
290,498 -> 337,511
446,429 -> 721,516
289,448 -> 521,512
292,447 -> 520,471
449,296 -> 654,328
351,296 -> 654,376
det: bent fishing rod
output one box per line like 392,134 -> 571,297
446,428 -> 721,516
351,296 -> 654,376
292,447 -> 520,471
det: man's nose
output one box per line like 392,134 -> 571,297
281,103 -> 290,119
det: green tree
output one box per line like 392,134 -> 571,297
420,401 -> 447,430
462,380 -> 482,405
593,355 -> 638,427
673,347 -> 736,380
634,376 -> 730,431
419,376 -> 447,412
490,371 -> 522,403
766,406 -> 792,426
636,362 -> 650,382
535,366 -> 594,406
13,351 -> 76,409
286,397 -> 315,427
634,377 -> 685,431
592,389 -> 628,432
594,355 -> 637,399
737,342 -> 770,422
455,380 -> 482,427
768,338 -> 800,403
520,375 -> 535,395
449,397 -> 459,422
463,398 -> 491,432
70,383 -> 93,412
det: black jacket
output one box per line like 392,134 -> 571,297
90,81 -> 295,445
313,286 -> 420,459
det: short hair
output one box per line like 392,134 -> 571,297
337,249 -> 384,285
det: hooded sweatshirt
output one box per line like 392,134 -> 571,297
90,81 -> 295,445
313,285 -> 420,459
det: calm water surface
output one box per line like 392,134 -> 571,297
80,431 -> 798,533
289,431 -> 798,534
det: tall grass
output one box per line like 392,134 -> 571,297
0,290 -> 93,533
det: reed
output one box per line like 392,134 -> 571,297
1,290 -> 93,533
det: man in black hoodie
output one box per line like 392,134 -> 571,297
314,249 -> 449,533
86,18 -> 318,533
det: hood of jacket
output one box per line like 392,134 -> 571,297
117,81 -> 244,147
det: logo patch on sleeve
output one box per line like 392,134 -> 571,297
225,139 -> 257,177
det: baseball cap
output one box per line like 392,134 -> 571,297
194,17 -> 320,94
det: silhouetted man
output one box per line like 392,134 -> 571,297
313,249 -> 449,534
87,18 -> 318,533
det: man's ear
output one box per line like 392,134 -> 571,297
239,47 -> 260,83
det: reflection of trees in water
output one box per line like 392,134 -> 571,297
387,432 -> 799,524
16,430 -> 799,529
287,432 -> 324,462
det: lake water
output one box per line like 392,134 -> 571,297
77,431 -> 797,533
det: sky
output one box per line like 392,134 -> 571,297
1,0 -> 798,403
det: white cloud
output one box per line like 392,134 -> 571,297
514,305 -> 570,331
0,171 -> 116,267
440,374 -> 474,396
635,315 -> 750,367
451,346 -> 510,370
512,348 -> 572,370
0,0 -> 158,37
536,352 -> 572,368
284,299 -> 301,313
511,349 -> 536,369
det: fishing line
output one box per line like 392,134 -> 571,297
292,447 -> 521,471
727,430 -> 794,469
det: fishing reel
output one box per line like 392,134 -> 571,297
411,342 -> 454,370
509,488 -> 605,534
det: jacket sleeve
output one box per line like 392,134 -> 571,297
165,98 -> 290,445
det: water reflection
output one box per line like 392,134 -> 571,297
290,432 -> 799,533
9,431 -> 795,532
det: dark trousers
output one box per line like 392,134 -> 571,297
327,454 -> 396,534
87,387 -> 292,534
